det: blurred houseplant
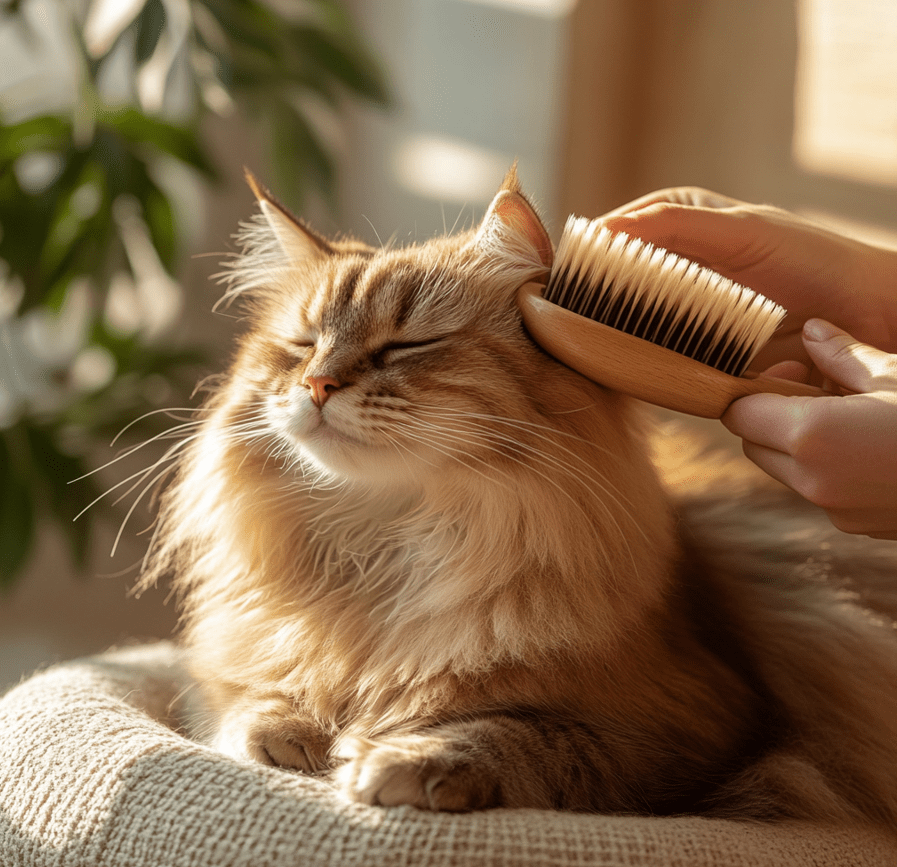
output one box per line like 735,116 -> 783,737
0,0 -> 389,587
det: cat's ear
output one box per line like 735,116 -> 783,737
244,169 -> 332,262
475,164 -> 553,273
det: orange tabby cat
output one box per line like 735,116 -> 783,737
142,168 -> 897,822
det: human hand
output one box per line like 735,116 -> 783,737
722,319 -> 897,540
600,188 -> 897,376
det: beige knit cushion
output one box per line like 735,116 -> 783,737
1,642 -> 895,867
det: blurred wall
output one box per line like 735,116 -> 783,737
341,0 -> 572,240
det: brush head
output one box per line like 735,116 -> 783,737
544,216 -> 785,378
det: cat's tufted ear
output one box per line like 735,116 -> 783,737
475,165 -> 553,274
244,169 -> 333,262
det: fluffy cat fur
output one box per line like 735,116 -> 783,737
141,167 -> 897,824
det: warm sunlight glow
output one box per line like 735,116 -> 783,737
794,0 -> 897,186
393,134 -> 511,203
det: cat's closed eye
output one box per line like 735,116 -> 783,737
372,337 -> 445,365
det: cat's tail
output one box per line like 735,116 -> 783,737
682,489 -> 897,827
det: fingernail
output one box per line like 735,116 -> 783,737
803,318 -> 843,342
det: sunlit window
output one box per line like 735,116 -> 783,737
793,0 -> 897,187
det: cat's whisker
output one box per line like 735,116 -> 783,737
437,418 -> 646,545
70,420 -> 204,484
399,420 -> 601,520
410,405 -> 645,537
73,436 -> 197,522
112,463 -> 181,557
78,410 -> 273,532
392,416 -> 644,575
545,403 -> 599,416
389,434 -> 438,474
415,406 -> 622,460
388,425 -> 520,495
110,406 -> 206,448
77,404 -> 269,486
396,411 -> 622,515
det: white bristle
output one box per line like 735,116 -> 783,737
545,216 -> 785,377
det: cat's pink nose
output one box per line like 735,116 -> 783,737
305,374 -> 341,408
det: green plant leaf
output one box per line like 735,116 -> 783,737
0,115 -> 70,162
197,0 -> 283,60
141,182 -> 177,271
269,103 -> 336,211
134,0 -> 166,65
97,108 -> 218,180
0,0 -> 392,590
291,23 -> 390,106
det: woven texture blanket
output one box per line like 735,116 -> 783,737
1,643 -> 895,867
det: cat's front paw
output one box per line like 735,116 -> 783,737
213,700 -> 332,774
335,733 -> 501,811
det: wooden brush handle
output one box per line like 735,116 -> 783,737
738,372 -> 833,399
518,284 -> 837,419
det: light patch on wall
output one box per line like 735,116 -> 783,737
393,134 -> 512,203
793,0 -> 897,187
453,0 -> 576,18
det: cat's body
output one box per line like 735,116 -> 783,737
143,169 -> 897,823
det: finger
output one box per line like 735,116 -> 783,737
599,204 -> 762,280
599,187 -> 742,218
741,439 -> 897,530
760,360 -> 810,383
803,319 -> 897,393
721,393 -> 817,453
739,440 -> 803,492
822,507 -> 897,539
866,528 -> 897,541
749,329 -> 812,373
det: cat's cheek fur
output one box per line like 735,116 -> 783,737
264,389 -> 375,482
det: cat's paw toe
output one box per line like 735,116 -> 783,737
336,734 -> 499,811
213,703 -> 332,774
256,729 -> 331,774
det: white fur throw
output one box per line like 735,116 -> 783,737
1,643 -> 895,867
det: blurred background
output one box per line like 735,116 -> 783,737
2,0 -> 896,690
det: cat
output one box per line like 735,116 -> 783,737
141,166 -> 897,823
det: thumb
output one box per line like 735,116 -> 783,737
802,319 -> 897,393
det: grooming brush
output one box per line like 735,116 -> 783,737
518,216 -> 829,418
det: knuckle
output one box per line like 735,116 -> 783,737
795,475 -> 839,510
784,411 -> 823,462
829,338 -> 859,367
676,186 -> 713,203
827,511 -> 865,536
875,355 -> 897,385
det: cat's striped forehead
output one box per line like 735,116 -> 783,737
300,241 -> 477,339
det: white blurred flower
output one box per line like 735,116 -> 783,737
0,281 -> 115,430
112,195 -> 183,339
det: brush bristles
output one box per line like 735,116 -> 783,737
545,216 -> 786,377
